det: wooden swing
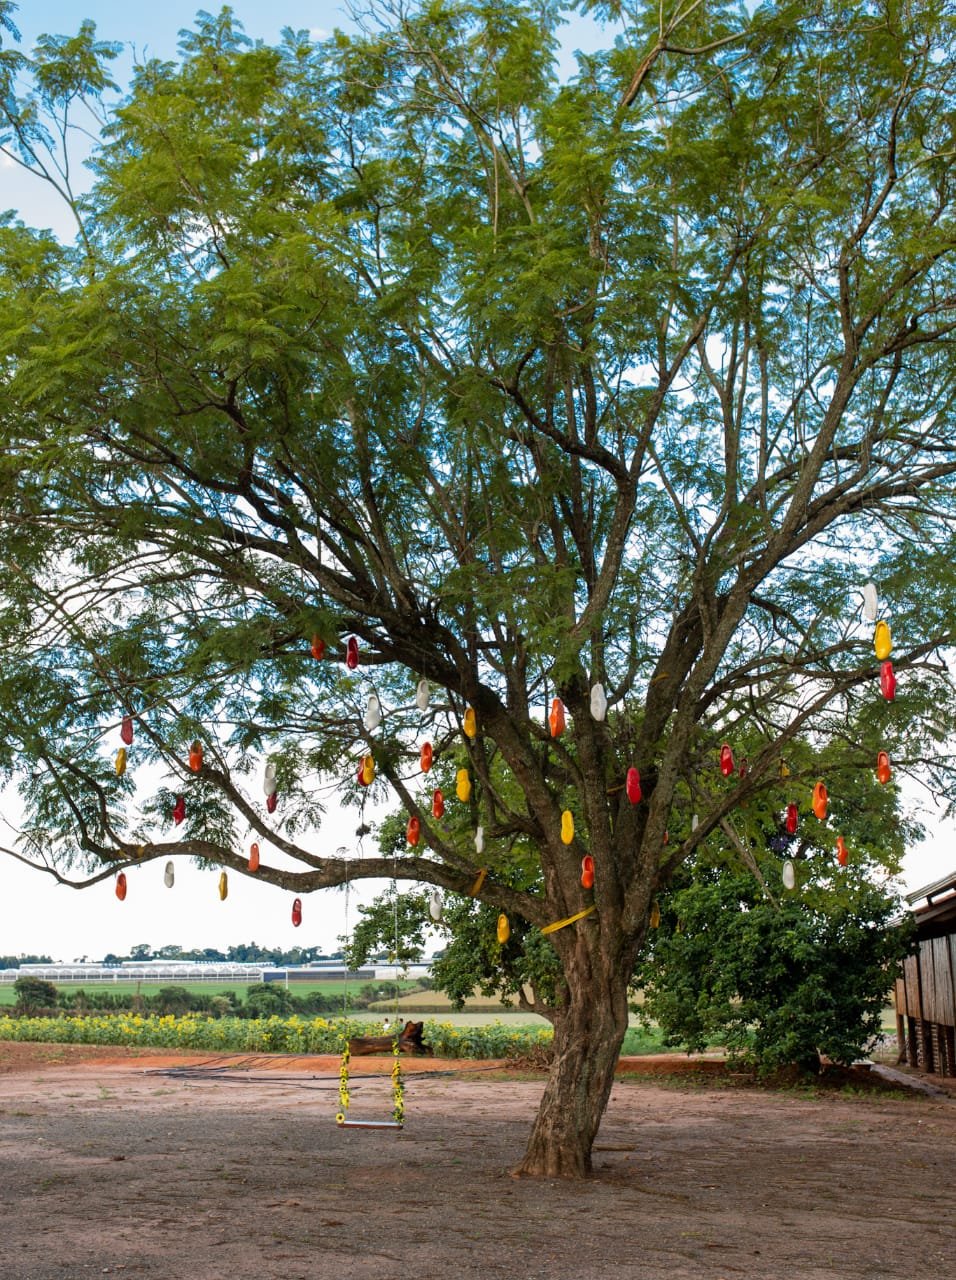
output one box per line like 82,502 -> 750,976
336,1040 -> 405,1130
335,833 -> 406,1132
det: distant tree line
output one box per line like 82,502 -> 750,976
10,977 -> 422,1019
0,954 -> 53,969
10,977 -> 338,1018
99,942 -> 348,966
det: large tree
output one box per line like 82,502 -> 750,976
1,0 -> 955,1176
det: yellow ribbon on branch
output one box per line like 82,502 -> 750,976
540,905 -> 597,935
468,868 -> 487,896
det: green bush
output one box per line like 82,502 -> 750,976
13,976 -> 58,1012
244,983 -> 297,1016
635,869 -> 913,1075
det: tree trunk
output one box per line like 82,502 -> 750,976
514,956 -> 631,1179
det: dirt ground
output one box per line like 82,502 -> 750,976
2,1042 -> 955,1280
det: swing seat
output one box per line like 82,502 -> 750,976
336,1116 -> 403,1130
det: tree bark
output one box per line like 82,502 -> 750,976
514,948 -> 632,1178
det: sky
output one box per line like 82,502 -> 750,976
1,0 -> 954,963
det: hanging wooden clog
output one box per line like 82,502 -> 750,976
836,835 -> 849,867
561,810 -> 574,844
738,758 -> 748,778
779,759 -> 790,779
346,636 -> 359,669
115,872 -> 127,901
415,679 -> 430,712
649,901 -> 661,929
475,826 -> 485,854
266,792 -> 278,814
626,767 -> 642,804
876,750 -> 891,784
496,913 -> 510,944
263,762 -> 277,797
429,890 -> 442,922
581,855 -> 595,890
456,768 -> 472,802
115,748 -> 127,777
120,715 -> 134,746
812,781 -> 828,820
420,742 -> 433,773
189,740 -> 203,772
880,660 -> 896,701
463,707 -> 477,739
248,842 -> 260,872
785,802 -> 798,835
874,620 -> 892,661
360,754 -> 375,785
164,861 -> 174,888
218,871 -> 228,901
719,743 -> 734,777
172,795 -> 186,825
691,813 -> 699,831
549,698 -> 566,738
782,860 -> 796,890
861,581 -> 879,622
291,897 -> 302,927
406,815 -> 421,846
363,693 -> 382,732
432,788 -> 445,819
310,634 -> 325,660
590,683 -> 607,721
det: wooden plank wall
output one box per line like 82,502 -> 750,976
894,930 -> 956,1076
896,938 -> 956,1026
934,936 -> 955,1024
900,953 -> 922,1019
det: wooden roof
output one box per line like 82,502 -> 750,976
906,870 -> 956,940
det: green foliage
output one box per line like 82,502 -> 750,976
636,867 -> 914,1074
430,900 -> 562,1014
244,982 -> 297,1016
0,954 -> 52,968
12,975 -> 58,1011
2,979 -> 340,1017
152,985 -> 194,1015
347,886 -> 562,1015
345,887 -> 434,970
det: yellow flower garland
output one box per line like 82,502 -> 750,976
336,1033 -> 404,1126
336,1042 -> 351,1124
391,1036 -> 405,1126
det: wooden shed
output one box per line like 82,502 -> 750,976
895,871 -> 956,1077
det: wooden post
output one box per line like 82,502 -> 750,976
919,1018 -> 936,1073
943,1026 -> 956,1078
